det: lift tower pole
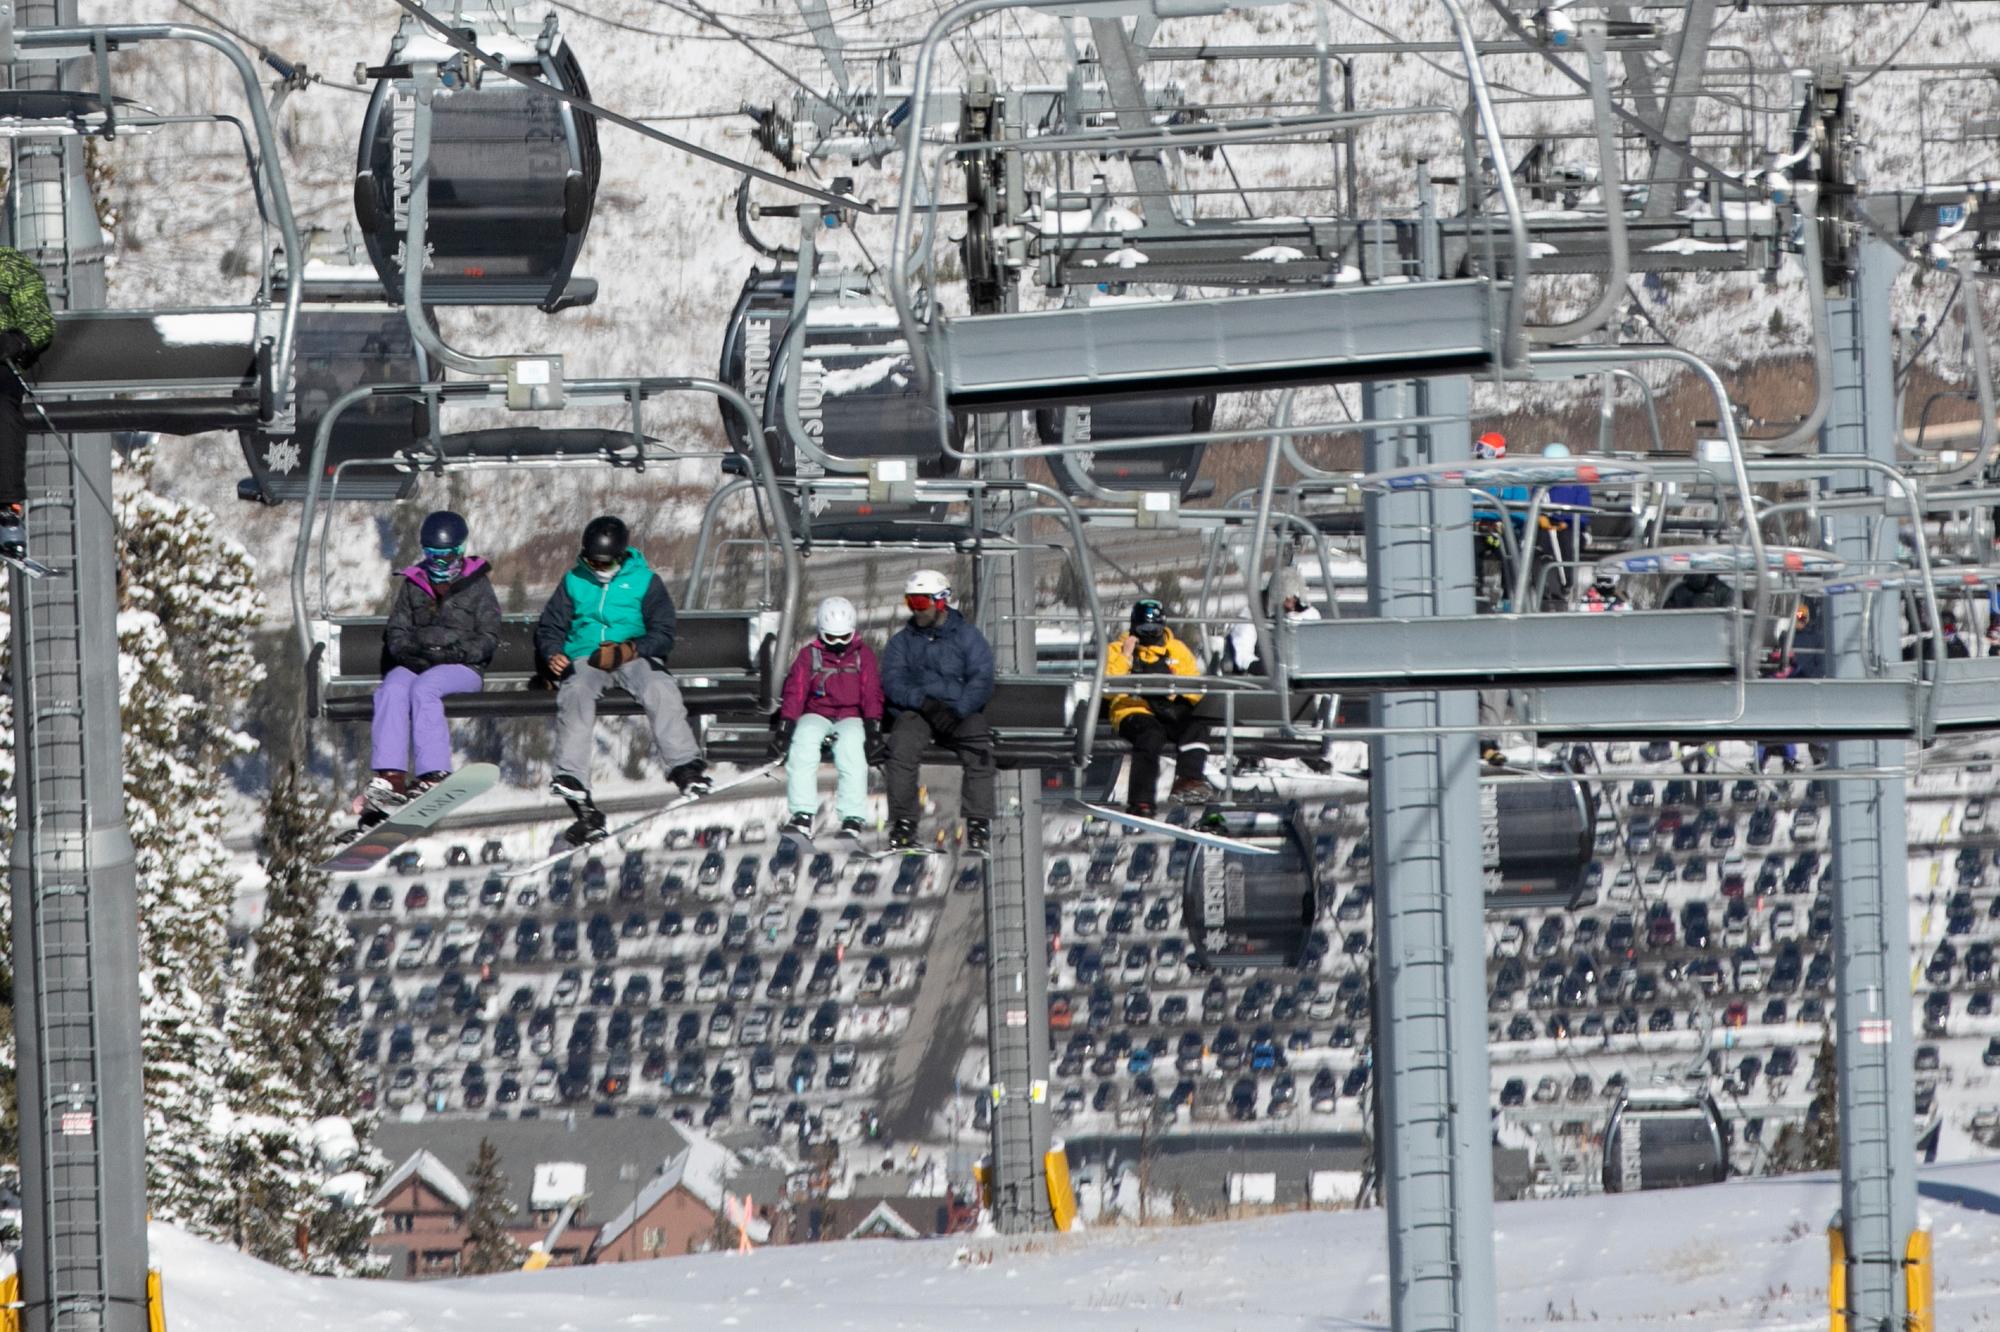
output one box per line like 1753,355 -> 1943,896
1363,364 -> 1496,1332
1819,221 -> 1919,1329
963,75 -> 1055,1232
6,3 -> 153,1331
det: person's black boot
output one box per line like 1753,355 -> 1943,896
669,760 -> 713,797
965,819 -> 990,854
888,818 -> 919,851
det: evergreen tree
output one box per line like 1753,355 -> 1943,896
113,481 -> 265,1229
460,1138 -> 522,1274
1773,1023 -> 1840,1172
0,467 -> 277,1239
212,761 -> 384,1275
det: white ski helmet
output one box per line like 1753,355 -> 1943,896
816,595 -> 857,638
1541,441 -> 1572,459
905,569 -> 950,601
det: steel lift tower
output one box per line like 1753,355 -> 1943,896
1821,219 -> 1920,1330
6,4 -> 153,1331
962,76 -> 1056,1232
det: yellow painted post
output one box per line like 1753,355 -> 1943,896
146,1268 -> 167,1332
1044,1146 -> 1077,1232
1904,1229 -> 1933,1332
0,1272 -> 18,1332
972,1157 -> 992,1209
1828,1223 -> 1847,1332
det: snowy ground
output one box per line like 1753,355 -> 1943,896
161,1158 -> 2000,1331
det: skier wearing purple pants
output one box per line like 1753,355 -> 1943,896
360,510 -> 502,829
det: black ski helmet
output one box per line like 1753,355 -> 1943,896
582,515 -> 630,564
420,509 -> 468,551
1130,599 -> 1166,631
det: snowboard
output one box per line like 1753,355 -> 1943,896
1068,799 -> 1279,855
505,761 -> 782,880
324,764 -> 500,874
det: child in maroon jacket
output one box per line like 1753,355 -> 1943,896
774,596 -> 884,836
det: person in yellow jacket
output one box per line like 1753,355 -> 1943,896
1106,599 -> 1213,816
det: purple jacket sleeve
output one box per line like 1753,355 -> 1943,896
779,647 -> 812,722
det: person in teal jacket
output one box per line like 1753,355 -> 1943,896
534,514 -> 709,845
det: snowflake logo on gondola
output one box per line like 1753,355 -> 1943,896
264,440 -> 301,475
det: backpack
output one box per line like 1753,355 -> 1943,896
807,641 -> 862,700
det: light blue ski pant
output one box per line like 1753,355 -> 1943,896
786,714 -> 868,823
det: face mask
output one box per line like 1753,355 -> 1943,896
423,546 -> 464,583
584,556 -> 618,583
1135,626 -> 1166,647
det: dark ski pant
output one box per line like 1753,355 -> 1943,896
0,376 -> 25,507
887,707 -> 995,823
1118,708 -> 1209,806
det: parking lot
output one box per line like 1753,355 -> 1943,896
328,741 -> 2000,1187
335,788 -> 965,1147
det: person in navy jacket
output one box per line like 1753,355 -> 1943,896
880,568 -> 995,853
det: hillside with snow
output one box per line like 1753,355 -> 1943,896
159,1159 -> 2000,1330
101,0 -> 2000,617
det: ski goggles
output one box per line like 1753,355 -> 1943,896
820,632 -> 853,650
904,592 -> 947,612
423,544 -> 464,561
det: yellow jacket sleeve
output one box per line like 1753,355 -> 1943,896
1167,637 -> 1202,702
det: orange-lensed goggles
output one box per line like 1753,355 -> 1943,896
905,592 -> 947,611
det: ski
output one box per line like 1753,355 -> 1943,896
1,551 -> 54,579
1068,799 -> 1279,855
856,844 -> 944,861
504,761 -> 782,880
323,764 -> 500,874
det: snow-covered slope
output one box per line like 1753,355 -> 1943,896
160,1158 -> 2000,1330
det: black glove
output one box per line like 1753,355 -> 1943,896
768,717 -> 795,762
920,698 -> 957,730
1154,696 -> 1193,726
0,331 -> 30,364
863,720 -> 888,766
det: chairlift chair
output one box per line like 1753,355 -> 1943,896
237,275 -> 442,503
0,31 -> 305,436
353,8 -> 601,311
1033,397 -> 1216,501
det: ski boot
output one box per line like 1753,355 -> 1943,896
888,818 -> 920,852
669,759 -> 713,798
551,774 -> 609,848
1127,801 -> 1157,820
355,771 -> 410,832
1169,777 -> 1216,806
410,769 -> 451,799
964,818 -> 991,855
838,816 -> 867,838
785,811 -> 815,839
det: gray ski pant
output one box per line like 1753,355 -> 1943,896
554,659 -> 699,787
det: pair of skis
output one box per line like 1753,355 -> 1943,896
781,823 -> 947,861
322,761 -> 786,876
503,761 -> 784,879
